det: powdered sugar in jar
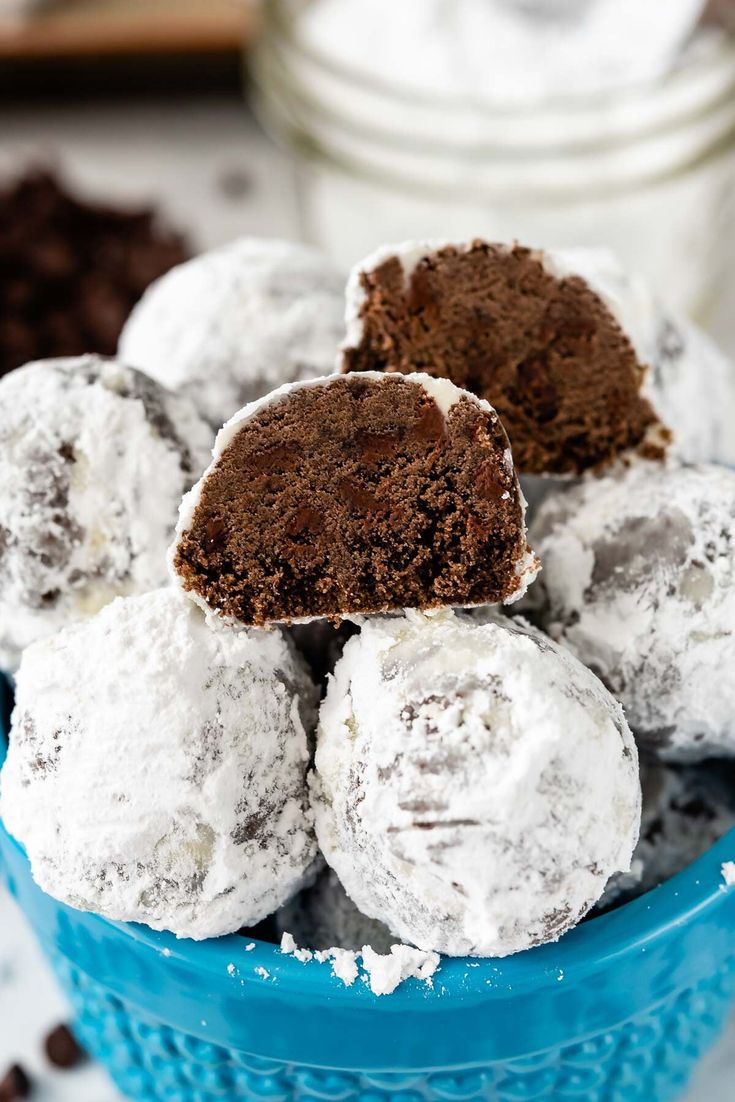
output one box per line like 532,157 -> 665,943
254,0 -> 735,326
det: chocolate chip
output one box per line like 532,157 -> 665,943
516,356 -> 559,423
0,1064 -> 31,1101
408,401 -> 446,445
475,458 -> 509,501
338,478 -> 385,513
203,517 -> 228,554
285,507 -> 324,538
0,167 -> 190,381
44,1024 -> 85,1070
354,429 -> 399,462
406,265 -> 440,313
246,444 -> 299,475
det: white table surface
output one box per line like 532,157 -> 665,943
0,95 -> 733,1101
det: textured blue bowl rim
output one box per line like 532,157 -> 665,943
1,670 -> 735,1012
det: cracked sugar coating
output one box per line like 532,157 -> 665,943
171,372 -> 538,627
599,762 -> 735,911
525,462 -> 735,761
276,868 -> 395,954
119,237 -> 346,429
0,588 -> 319,940
0,355 -> 212,671
342,240 -> 671,476
311,609 -> 640,957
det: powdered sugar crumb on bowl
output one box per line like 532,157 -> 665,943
721,862 -> 735,887
280,930 -> 440,996
315,948 -> 360,987
280,932 -> 315,964
361,945 -> 440,997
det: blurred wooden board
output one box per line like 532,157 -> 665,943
0,0 -> 257,58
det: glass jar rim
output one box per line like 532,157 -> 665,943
255,46 -> 735,205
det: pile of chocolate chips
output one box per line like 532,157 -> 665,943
0,168 -> 190,380
0,1023 -> 85,1100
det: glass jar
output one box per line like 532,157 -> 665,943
253,0 -> 735,330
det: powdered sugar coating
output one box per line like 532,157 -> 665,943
312,609 -> 640,957
526,462 -> 735,760
170,371 -> 539,623
276,868 -> 394,953
0,356 -> 212,671
298,0 -> 707,105
645,310 -> 735,467
600,762 -> 735,909
119,237 -> 346,429
547,247 -> 735,466
344,241 -> 735,468
0,588 -> 319,940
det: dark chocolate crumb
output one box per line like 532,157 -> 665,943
44,1024 -> 85,1070
0,167 -> 190,382
0,1064 -> 31,1101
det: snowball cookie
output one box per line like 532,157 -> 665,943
342,240 -> 735,474
0,588 -> 319,940
276,868 -> 394,954
526,462 -> 735,761
646,303 -> 735,468
311,609 -> 641,957
119,237 -> 345,429
599,762 -> 735,911
170,372 -> 538,627
0,356 -> 212,671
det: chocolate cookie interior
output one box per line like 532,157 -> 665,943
173,375 -> 534,625
343,243 -> 668,475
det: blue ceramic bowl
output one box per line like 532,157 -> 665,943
1,672 -> 735,1102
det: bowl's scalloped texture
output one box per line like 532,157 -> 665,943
2,670 -> 735,1102
52,949 -> 735,1102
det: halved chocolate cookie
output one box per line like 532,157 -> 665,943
342,240 -> 672,476
170,372 -> 538,626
